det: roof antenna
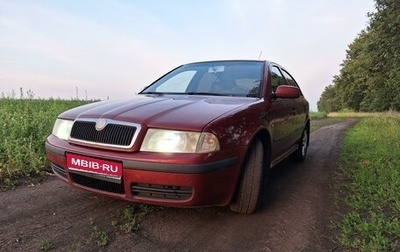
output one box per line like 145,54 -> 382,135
258,51 -> 263,60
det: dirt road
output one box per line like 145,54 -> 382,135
0,119 -> 357,252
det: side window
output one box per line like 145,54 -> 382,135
156,70 -> 196,93
281,69 -> 298,87
270,66 -> 285,92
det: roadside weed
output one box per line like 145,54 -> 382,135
337,115 -> 400,251
90,220 -> 110,246
2,177 -> 18,190
112,204 -> 163,233
38,239 -> 55,251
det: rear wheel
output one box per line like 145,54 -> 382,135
230,139 -> 264,214
291,126 -> 309,162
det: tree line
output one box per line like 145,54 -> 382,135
317,0 -> 400,112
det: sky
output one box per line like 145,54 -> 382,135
0,0 -> 374,110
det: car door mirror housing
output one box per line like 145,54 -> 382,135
275,85 -> 300,99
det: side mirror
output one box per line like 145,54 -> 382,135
275,85 -> 300,99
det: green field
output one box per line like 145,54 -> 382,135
0,99 -> 90,187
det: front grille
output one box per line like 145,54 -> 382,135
70,173 -> 125,194
131,183 -> 192,200
70,119 -> 139,148
51,163 -> 67,179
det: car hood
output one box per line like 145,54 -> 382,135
60,94 -> 258,131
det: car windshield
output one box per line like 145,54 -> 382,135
140,61 -> 264,97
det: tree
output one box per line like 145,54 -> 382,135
318,0 -> 400,112
317,84 -> 339,113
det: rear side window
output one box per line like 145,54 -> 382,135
281,69 -> 298,87
270,66 -> 285,92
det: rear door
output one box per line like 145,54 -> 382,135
280,68 -> 308,138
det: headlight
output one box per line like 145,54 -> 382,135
52,119 -> 74,140
140,129 -> 220,153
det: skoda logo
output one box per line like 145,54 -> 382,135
95,119 -> 108,131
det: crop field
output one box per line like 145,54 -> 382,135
0,98 -> 90,186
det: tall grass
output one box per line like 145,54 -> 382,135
0,99 -> 90,184
337,113 -> 400,251
329,110 -> 400,118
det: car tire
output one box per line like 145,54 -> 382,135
291,126 -> 309,162
230,139 -> 264,214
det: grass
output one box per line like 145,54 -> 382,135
0,98 -> 91,188
329,109 -> 400,118
85,204 -> 163,247
336,113 -> 400,251
38,239 -> 55,251
112,204 -> 163,233
90,220 -> 110,246
309,111 -> 328,120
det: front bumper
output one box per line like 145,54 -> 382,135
45,135 -> 244,207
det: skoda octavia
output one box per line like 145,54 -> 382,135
46,60 -> 309,214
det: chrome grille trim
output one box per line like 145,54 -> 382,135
69,118 -> 141,149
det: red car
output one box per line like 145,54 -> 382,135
46,60 -> 309,214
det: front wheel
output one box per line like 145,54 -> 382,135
291,126 -> 309,162
230,139 -> 264,214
